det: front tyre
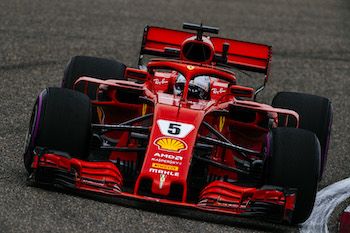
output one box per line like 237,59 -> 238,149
24,88 -> 91,172
272,92 -> 332,180
267,127 -> 320,224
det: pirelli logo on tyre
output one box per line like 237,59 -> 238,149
154,137 -> 188,153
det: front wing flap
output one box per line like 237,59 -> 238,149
30,147 -> 123,195
29,148 -> 296,223
198,180 -> 296,223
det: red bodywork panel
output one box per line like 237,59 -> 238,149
135,104 -> 204,200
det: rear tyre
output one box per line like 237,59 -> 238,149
267,127 -> 320,224
272,92 -> 332,180
24,88 -> 91,172
62,56 -> 126,100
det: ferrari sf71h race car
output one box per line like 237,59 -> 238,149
24,23 -> 333,224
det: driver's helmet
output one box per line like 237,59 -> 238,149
173,74 -> 187,96
174,74 -> 210,99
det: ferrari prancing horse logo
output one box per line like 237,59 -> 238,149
187,65 -> 195,70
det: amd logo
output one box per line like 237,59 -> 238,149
154,152 -> 183,161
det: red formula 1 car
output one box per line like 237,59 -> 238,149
24,23 -> 333,224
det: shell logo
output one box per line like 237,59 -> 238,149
154,137 -> 188,153
187,65 -> 195,70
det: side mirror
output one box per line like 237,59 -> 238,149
230,85 -> 254,98
125,68 -> 148,81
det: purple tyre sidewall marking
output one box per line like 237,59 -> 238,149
264,133 -> 270,182
61,76 -> 65,88
320,105 -> 333,178
31,92 -> 43,147
24,92 -> 43,166
317,136 -> 322,179
266,133 -> 270,157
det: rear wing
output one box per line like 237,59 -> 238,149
139,25 -> 272,79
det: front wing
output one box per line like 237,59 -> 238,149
29,147 -> 296,223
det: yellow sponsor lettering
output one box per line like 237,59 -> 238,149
152,163 -> 179,171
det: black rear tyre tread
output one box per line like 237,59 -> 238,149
62,56 -> 126,99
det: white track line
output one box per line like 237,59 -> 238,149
300,177 -> 350,233
344,205 -> 350,213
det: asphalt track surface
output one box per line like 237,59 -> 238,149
0,0 -> 349,232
